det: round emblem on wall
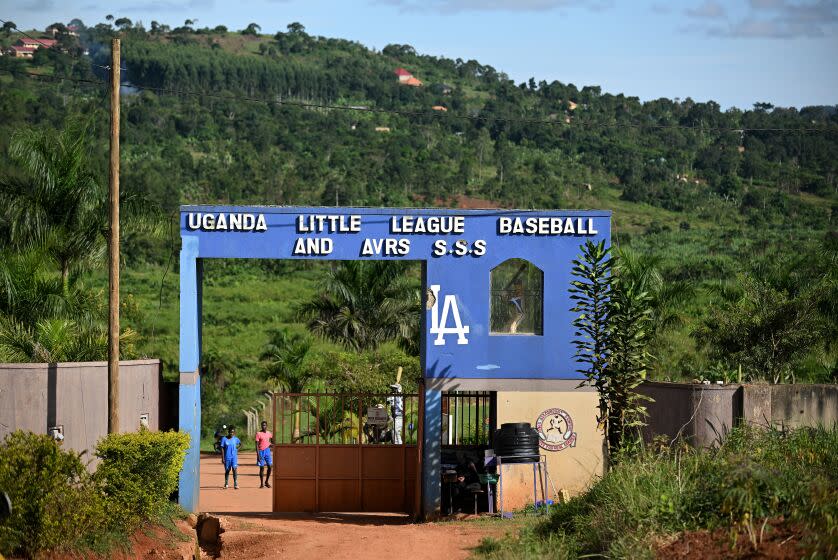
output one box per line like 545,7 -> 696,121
535,408 -> 577,451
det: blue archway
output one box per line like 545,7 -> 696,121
178,206 -> 610,516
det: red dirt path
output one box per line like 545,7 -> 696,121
198,452 -> 505,560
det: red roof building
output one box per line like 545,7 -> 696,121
16,37 -> 57,49
394,67 -> 415,83
9,45 -> 37,58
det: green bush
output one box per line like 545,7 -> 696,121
94,429 -> 190,531
0,431 -> 105,557
476,425 -> 838,559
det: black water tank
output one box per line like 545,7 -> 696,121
494,422 -> 540,463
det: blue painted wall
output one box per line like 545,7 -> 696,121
178,206 -> 610,513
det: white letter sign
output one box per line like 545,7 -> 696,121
429,284 -> 469,346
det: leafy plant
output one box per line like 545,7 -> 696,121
298,261 -> 420,355
94,429 -> 190,532
570,240 -> 653,457
569,240 -> 614,441
0,431 -> 105,557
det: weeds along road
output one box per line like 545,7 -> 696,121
198,452 -> 511,560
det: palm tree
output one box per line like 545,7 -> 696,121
261,329 -> 316,441
298,261 -> 420,355
0,121 -> 159,295
615,248 -> 695,339
1,122 -> 104,294
0,316 -> 138,363
0,248 -> 102,327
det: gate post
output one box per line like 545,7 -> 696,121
422,386 -> 442,519
178,236 -> 202,512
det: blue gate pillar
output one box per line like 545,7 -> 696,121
422,386 -> 442,519
178,236 -> 202,512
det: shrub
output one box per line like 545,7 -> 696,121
474,425 -> 838,559
0,431 -> 105,557
94,429 -> 190,531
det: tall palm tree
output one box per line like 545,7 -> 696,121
0,122 -> 104,294
298,261 -> 420,355
0,121 -> 158,363
261,329 -> 316,441
0,121 -> 159,295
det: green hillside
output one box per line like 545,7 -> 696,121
1,19 -> 836,435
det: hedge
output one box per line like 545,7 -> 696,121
0,431 -> 105,557
94,429 -> 190,531
0,429 -> 190,558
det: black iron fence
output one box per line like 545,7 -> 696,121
441,391 -> 493,448
271,390 -> 494,448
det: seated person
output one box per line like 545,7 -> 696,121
450,455 -> 482,513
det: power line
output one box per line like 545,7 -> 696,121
0,67 -> 106,88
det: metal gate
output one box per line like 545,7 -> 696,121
271,391 -> 422,514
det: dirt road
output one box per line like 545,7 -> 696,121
198,452 -> 507,559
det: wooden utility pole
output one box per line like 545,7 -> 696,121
107,38 -> 121,433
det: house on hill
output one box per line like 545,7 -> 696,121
16,37 -> 57,49
8,45 -> 36,58
394,67 -> 412,82
394,67 -> 423,87
6,37 -> 58,58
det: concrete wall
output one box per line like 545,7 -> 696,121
0,360 -> 163,462
742,383 -> 838,429
494,382 -> 604,510
639,381 -> 838,447
638,381 -> 742,447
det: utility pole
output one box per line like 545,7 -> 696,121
107,37 -> 121,433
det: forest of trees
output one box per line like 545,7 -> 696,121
0,17 -> 836,432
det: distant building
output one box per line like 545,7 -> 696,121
432,105 -> 447,112
375,126 -> 391,133
8,45 -> 36,58
6,37 -> 58,58
394,67 -> 422,87
16,37 -> 57,49
394,67 -> 412,83
567,100 -> 578,111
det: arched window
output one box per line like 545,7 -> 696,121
490,258 -> 543,335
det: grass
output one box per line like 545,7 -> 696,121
472,425 -> 838,559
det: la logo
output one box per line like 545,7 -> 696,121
429,285 -> 469,346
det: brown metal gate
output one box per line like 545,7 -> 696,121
271,391 -> 422,513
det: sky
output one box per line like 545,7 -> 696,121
2,0 -> 836,110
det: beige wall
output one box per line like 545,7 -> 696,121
496,388 -> 604,510
0,360 -> 162,466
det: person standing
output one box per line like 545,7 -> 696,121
220,426 -> 241,489
387,383 -> 404,444
255,420 -> 274,489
